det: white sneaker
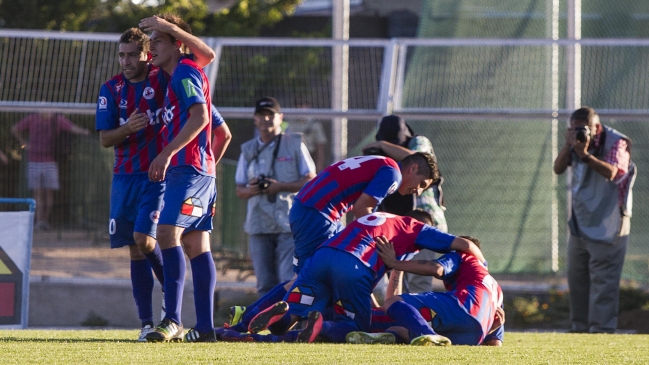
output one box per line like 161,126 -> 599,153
137,324 -> 154,342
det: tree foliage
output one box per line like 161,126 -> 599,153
0,0 -> 302,36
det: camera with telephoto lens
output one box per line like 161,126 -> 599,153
574,126 -> 591,143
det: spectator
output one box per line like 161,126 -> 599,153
235,96 -> 316,297
11,112 -> 90,230
553,106 -> 636,334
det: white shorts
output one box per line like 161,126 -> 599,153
27,162 -> 60,190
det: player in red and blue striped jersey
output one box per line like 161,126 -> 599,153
95,25 -> 220,342
365,235 -> 504,346
246,210 -> 486,343
140,13 -> 220,343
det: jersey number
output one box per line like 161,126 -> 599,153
337,156 -> 384,171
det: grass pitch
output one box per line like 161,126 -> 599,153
1,329 -> 648,364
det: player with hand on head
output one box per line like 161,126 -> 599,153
138,13 -> 219,343
346,235 -> 504,346
95,25 -> 220,342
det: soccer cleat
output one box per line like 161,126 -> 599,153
137,324 -> 155,342
248,301 -> 289,334
145,318 -> 184,342
296,311 -> 323,343
221,329 -> 254,342
346,331 -> 395,345
184,328 -> 217,343
229,306 -> 246,326
410,334 -> 452,346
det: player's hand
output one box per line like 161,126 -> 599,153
148,152 -> 170,182
139,16 -> 175,34
375,235 -> 398,268
125,109 -> 148,134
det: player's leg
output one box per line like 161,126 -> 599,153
134,177 -> 166,287
128,244 -> 155,341
384,295 -> 451,346
289,200 -> 341,273
227,279 -> 294,332
41,161 -> 59,229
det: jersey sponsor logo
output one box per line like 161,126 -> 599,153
146,108 -> 163,125
143,87 -> 155,100
98,96 -> 107,110
387,181 -> 399,195
149,210 -> 160,224
115,82 -> 124,93
149,67 -> 159,76
182,78 -> 199,98
277,156 -> 294,162
161,105 -> 175,125
119,99 -> 128,109
180,197 -> 203,217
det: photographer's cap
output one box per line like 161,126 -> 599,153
255,96 -> 281,114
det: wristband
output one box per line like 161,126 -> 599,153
581,153 -> 591,163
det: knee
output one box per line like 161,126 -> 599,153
133,233 -> 156,254
382,295 -> 403,311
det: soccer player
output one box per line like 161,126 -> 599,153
247,210 -> 486,343
96,25 -> 220,341
139,14 -> 218,342
225,152 -> 439,332
346,235 -> 504,346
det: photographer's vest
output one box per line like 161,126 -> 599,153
569,126 -> 636,244
241,132 -> 303,234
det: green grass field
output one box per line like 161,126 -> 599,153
0,329 -> 648,364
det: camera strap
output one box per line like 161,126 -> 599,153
251,133 -> 283,178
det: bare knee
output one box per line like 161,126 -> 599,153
382,295 -> 404,311
133,232 -> 157,254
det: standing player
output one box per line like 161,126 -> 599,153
96,26 -> 218,341
139,14 -> 218,343
347,235 -> 504,346
247,210 -> 486,343
225,152 -> 439,332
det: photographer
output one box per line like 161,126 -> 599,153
235,97 -> 316,297
554,106 -> 636,334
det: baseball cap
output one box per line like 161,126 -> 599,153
255,96 -> 281,114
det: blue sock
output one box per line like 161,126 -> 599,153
387,300 -> 436,339
131,259 -> 154,326
190,252 -> 217,333
251,330 -> 299,343
230,280 -> 289,332
319,320 -> 357,343
161,246 -> 185,325
144,244 -> 164,287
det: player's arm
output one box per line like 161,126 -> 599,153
351,193 -> 379,220
149,103 -> 209,181
363,140 -> 412,161
211,121 -> 231,165
139,16 -> 215,68
376,236 -> 444,277
449,236 -> 486,264
99,109 -> 148,148
385,269 -> 404,300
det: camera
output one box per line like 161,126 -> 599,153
257,175 -> 271,190
257,175 -> 276,203
574,126 -> 591,143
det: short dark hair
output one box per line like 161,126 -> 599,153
401,152 -> 439,182
570,106 -> 599,125
119,28 -> 149,53
459,235 -> 481,249
156,13 -> 192,52
405,209 -> 434,226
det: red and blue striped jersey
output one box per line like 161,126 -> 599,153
161,56 -> 215,177
438,252 -> 503,343
322,212 -> 455,279
96,65 -> 168,174
296,156 -> 401,222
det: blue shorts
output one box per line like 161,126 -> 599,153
159,166 -> 216,233
289,200 -> 343,273
285,247 -> 374,332
400,291 -> 483,345
109,173 -> 165,248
